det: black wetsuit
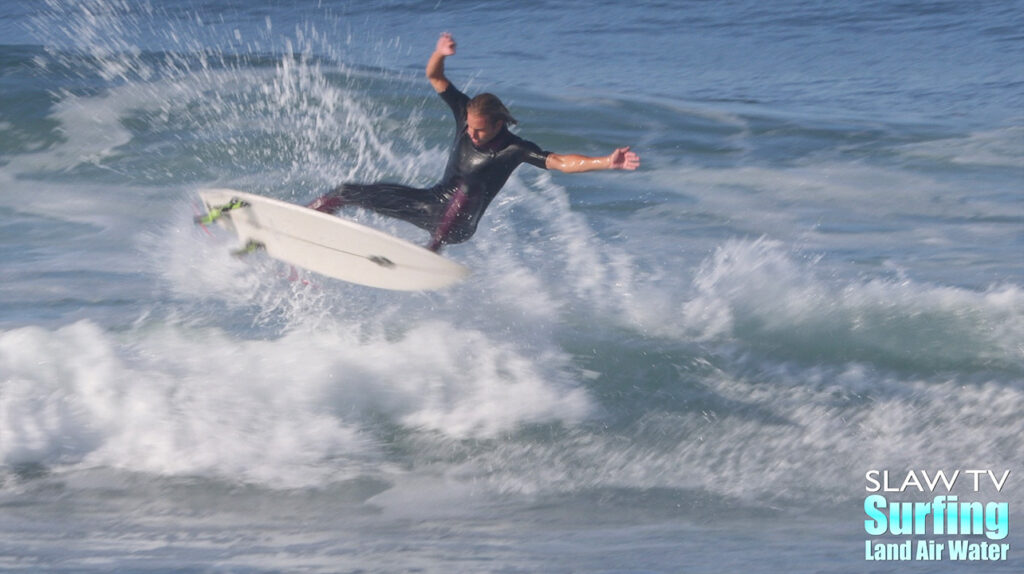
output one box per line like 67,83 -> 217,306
312,84 -> 550,250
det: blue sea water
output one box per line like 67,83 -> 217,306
1,0 -> 1022,572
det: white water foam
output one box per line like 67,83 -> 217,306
621,237 -> 1024,370
0,315 -> 592,487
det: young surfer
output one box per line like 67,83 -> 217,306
309,32 -> 640,251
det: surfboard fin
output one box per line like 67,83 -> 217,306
195,198 -> 250,225
232,239 -> 265,257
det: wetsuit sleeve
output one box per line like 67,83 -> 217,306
519,139 -> 551,170
439,83 -> 469,124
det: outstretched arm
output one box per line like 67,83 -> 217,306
426,32 -> 456,93
545,146 -> 640,173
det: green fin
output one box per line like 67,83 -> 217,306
232,239 -> 265,257
195,198 -> 249,225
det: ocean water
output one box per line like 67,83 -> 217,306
1,0 -> 1022,572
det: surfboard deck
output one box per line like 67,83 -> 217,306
196,188 -> 469,291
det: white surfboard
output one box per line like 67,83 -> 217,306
197,188 -> 469,291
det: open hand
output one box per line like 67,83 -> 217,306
610,146 -> 640,170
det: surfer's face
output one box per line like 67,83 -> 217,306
466,112 -> 502,147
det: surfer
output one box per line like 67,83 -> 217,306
309,32 -> 640,251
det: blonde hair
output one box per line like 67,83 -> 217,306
467,93 -> 517,126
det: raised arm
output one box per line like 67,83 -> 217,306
426,32 -> 456,93
545,146 -> 640,173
